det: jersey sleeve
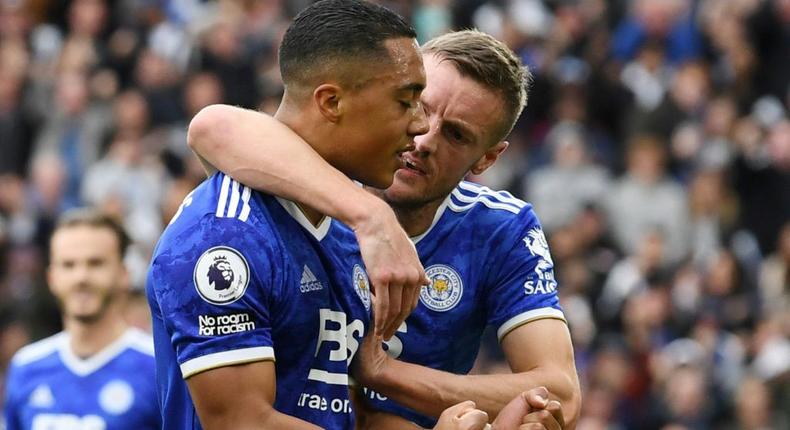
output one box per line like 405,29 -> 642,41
484,208 -> 566,341
148,215 -> 282,379
3,361 -> 22,430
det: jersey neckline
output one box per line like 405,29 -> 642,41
59,328 -> 143,377
410,194 -> 452,245
275,197 -> 332,241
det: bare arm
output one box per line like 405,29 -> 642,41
187,105 -> 429,339
356,319 -> 580,428
187,361 -> 323,430
187,105 -> 378,231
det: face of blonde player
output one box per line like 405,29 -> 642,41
382,53 -> 508,207
332,37 -> 429,189
48,225 -> 128,324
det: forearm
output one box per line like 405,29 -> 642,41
187,104 -> 380,229
374,360 -> 578,423
188,361 -> 324,430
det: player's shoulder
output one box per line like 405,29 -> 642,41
10,332 -> 66,368
168,173 -> 270,230
447,181 -> 537,225
119,327 -> 155,358
156,173 -> 280,252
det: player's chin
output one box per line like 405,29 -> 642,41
383,180 -> 423,205
69,305 -> 104,322
364,170 -> 396,190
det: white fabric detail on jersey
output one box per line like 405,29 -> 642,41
275,197 -> 332,241
180,346 -> 275,378
11,332 -> 66,366
238,185 -> 252,222
59,329 -> 151,377
496,307 -> 566,341
215,174 -> 231,217
411,194 -> 452,245
307,369 -> 349,385
215,175 -> 252,222
449,190 -> 521,214
451,190 -> 523,209
226,179 -> 241,218
457,181 -> 527,208
126,328 -> 155,356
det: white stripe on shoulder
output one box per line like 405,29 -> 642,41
124,328 -> 155,356
497,308 -> 566,341
457,182 -> 527,208
238,185 -> 252,222
11,332 -> 66,366
215,175 -> 253,223
451,189 -> 524,209
458,182 -> 527,207
226,180 -> 241,218
215,174 -> 231,217
449,190 -> 521,214
180,347 -> 275,379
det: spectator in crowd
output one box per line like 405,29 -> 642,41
525,120 -> 610,232
605,135 -> 690,265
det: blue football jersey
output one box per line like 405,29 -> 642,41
146,173 -> 371,430
3,328 -> 160,430
362,181 -> 566,428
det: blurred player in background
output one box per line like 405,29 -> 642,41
147,1 -> 431,429
2,209 -> 160,430
189,29 -> 580,429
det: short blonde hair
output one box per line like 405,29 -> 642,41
422,30 -> 531,142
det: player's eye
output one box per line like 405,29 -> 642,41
399,100 -> 414,109
88,258 -> 106,268
445,126 -> 466,143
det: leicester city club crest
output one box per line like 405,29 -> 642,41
420,264 -> 463,312
194,246 -> 250,305
353,264 -> 371,311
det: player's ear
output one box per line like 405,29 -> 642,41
314,84 -> 343,123
470,140 -> 509,175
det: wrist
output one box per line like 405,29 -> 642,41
362,353 -> 397,392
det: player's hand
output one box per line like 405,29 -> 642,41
351,330 -> 391,388
433,400 -> 490,430
353,199 -> 429,340
491,387 -> 565,430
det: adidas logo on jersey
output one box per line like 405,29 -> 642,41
300,265 -> 323,293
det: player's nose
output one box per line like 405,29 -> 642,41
408,103 -> 429,136
414,133 -> 437,155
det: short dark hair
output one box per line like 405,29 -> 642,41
279,0 -> 416,88
422,30 -> 531,143
53,208 -> 131,259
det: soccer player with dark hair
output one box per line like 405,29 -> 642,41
189,29 -> 581,429
146,1 -> 433,429
3,209 -> 160,430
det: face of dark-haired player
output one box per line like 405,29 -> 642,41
330,37 -> 429,189
381,53 -> 509,208
48,225 -> 129,324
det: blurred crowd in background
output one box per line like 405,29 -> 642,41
0,0 -> 787,429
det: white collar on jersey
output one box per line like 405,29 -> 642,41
410,194 -> 451,245
275,197 -> 332,241
58,328 -> 145,377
